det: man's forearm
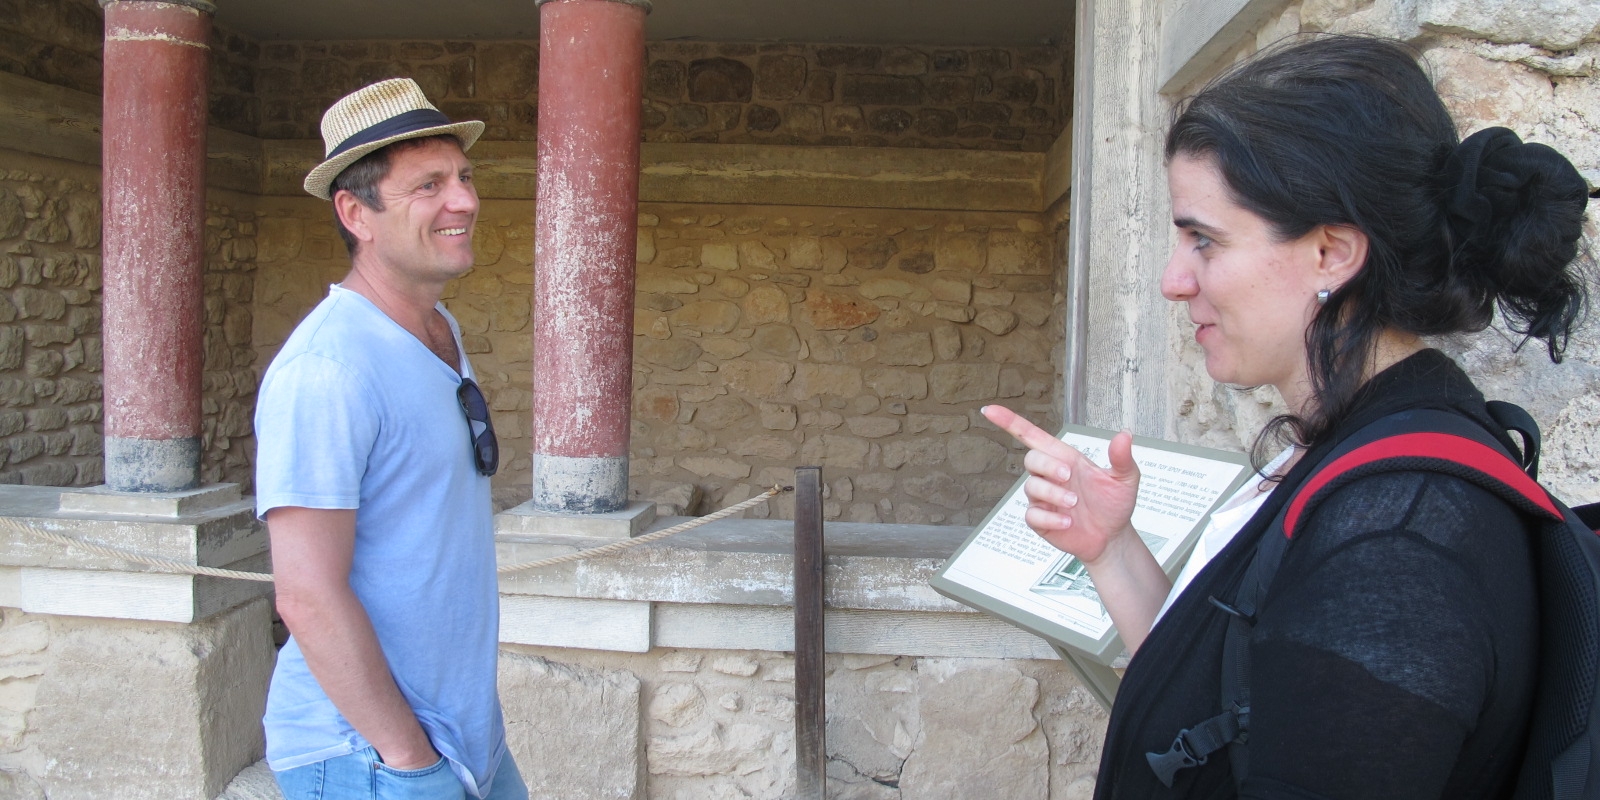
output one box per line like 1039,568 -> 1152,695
267,506 -> 437,770
281,584 -> 438,769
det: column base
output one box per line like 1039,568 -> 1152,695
103,435 -> 201,493
531,453 -> 629,514
496,499 -> 656,540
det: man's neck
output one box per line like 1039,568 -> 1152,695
339,259 -> 445,340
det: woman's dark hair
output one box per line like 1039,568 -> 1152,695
1165,34 -> 1591,463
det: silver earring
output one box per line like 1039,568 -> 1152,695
1316,289 -> 1331,306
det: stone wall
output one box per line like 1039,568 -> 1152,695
201,193 -> 260,490
253,40 -> 1068,151
0,607 -> 49,792
0,152 -> 259,491
0,0 -> 265,136
253,196 -> 1062,515
498,645 -> 1105,800
627,204 -> 1061,523
0,155 -> 105,488
1069,0 -> 1599,510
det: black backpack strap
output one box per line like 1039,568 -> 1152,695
1145,479 -> 1291,787
1487,399 -> 1541,480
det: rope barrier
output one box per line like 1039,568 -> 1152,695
0,485 -> 789,583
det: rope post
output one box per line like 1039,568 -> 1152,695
793,466 -> 826,799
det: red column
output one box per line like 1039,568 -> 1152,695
100,0 -> 212,492
532,0 -> 649,513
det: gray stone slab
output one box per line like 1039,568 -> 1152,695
58,483 -> 241,518
496,500 -> 657,540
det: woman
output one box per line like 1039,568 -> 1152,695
983,35 -> 1590,799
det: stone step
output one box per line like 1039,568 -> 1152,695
217,760 -> 281,800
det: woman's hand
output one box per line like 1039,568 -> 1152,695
982,405 -> 1142,565
983,405 -> 1169,652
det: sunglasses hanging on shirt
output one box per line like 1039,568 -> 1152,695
456,378 -> 499,477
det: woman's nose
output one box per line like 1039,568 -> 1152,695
1161,250 -> 1197,302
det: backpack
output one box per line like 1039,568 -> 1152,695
1145,401 -> 1600,800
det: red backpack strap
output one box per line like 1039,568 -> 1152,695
1283,410 -> 1566,541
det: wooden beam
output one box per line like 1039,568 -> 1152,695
793,466 -> 825,800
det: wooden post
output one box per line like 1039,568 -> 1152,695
794,466 -> 826,799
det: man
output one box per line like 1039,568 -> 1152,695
255,78 -> 525,800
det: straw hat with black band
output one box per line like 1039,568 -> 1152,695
304,78 -> 485,201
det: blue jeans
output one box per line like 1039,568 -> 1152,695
274,747 -> 529,800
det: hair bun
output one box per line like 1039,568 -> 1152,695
1443,126 -> 1590,359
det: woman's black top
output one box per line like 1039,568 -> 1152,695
1095,350 -> 1539,799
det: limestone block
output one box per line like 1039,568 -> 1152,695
499,652 -> 641,800
673,300 -> 742,334
648,720 -> 776,778
1544,391 -> 1600,502
936,232 -> 986,273
930,302 -> 975,323
738,241 -> 778,269
902,472 -> 970,509
865,369 -> 928,400
1419,0 -> 1600,50
713,275 -> 750,299
882,439 -> 946,470
974,308 -> 1019,335
930,363 -> 1001,403
759,402 -> 798,431
845,416 -> 901,439
701,242 -> 739,271
987,231 -> 1050,275
827,658 -> 917,786
639,338 -> 705,371
1427,47 -> 1554,138
731,434 -> 799,460
899,661 -> 1049,799
499,596 -> 651,652
681,456 -> 753,480
803,291 -> 881,330
29,598 -> 272,800
689,58 -> 754,103
647,483 -> 702,516
63,195 -> 98,250
858,278 -> 914,300
791,363 -> 864,400
871,332 -> 931,367
12,288 -> 64,321
787,237 -> 825,270
905,413 -> 970,434
798,435 -> 870,469
0,192 -> 22,241
847,238 -> 899,270
741,285 -> 791,325
638,229 -> 657,263
947,435 -> 1008,475
695,395 -> 756,429
721,360 -> 795,398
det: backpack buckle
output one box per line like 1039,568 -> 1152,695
1146,729 -> 1206,787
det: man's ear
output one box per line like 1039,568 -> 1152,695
1315,223 -> 1368,288
333,190 -> 375,246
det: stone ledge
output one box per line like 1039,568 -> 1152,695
495,515 -> 969,613
0,484 -> 270,623
491,515 -> 1059,660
